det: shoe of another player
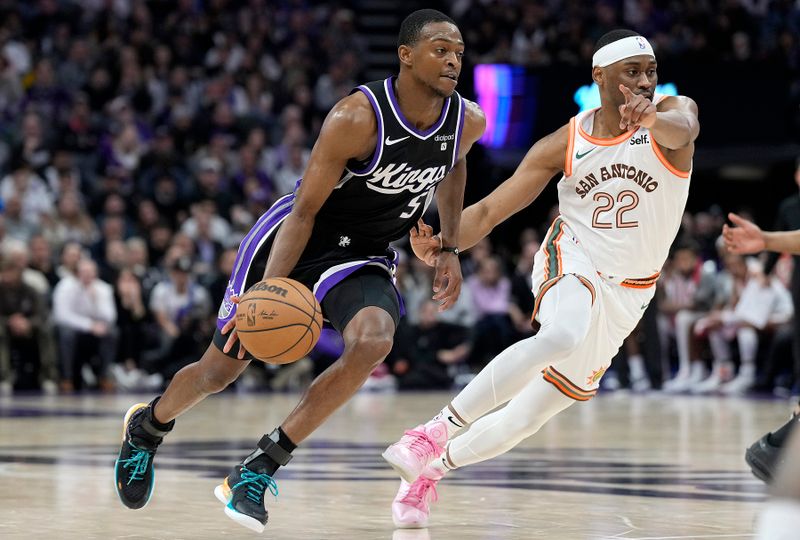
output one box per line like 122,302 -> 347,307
114,402 -> 172,509
383,424 -> 445,483
214,464 -> 278,533
392,465 -> 444,529
746,432 -> 786,483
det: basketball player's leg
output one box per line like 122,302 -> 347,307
153,343 -> 251,423
384,275 -> 594,483
389,359 -> 581,528
449,275 -> 593,423
747,398 -> 800,483
114,196 -> 294,511
215,270 -> 401,532
755,428 -> 800,539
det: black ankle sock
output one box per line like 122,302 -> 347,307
768,414 -> 799,447
245,427 -> 296,476
148,397 -> 175,432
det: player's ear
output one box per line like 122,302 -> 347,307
591,66 -> 604,87
398,44 -> 413,69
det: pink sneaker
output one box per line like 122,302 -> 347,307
392,466 -> 443,529
382,424 -> 445,483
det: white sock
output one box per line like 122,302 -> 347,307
628,354 -> 646,380
427,406 -> 466,441
736,327 -> 758,368
429,447 -> 456,476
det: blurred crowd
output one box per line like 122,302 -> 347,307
451,0 -> 800,69
0,1 -> 799,397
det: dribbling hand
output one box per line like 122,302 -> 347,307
433,250 -> 462,312
409,218 -> 441,267
618,84 -> 656,131
220,295 -> 248,360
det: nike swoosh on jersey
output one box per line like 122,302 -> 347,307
575,147 -> 597,159
385,135 -> 411,146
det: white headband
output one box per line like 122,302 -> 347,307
592,36 -> 655,67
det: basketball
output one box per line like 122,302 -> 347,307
234,278 -> 323,364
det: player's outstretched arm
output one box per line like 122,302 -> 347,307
623,86 -> 699,151
724,212 -> 800,255
456,123 -> 569,250
432,99 -> 486,310
262,93 -> 377,279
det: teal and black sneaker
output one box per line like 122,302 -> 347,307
214,464 -> 279,533
114,401 -> 173,509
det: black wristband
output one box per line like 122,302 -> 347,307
441,246 -> 460,256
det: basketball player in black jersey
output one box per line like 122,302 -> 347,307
114,9 -> 485,533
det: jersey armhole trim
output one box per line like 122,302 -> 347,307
348,85 -> 384,176
565,117 -> 576,177
451,95 -> 466,170
651,139 -> 690,178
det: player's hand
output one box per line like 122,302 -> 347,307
410,218 -> 441,267
618,84 -> 656,130
432,250 -> 462,311
723,212 -> 766,255
220,295 -> 247,360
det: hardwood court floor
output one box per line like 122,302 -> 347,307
0,390 -> 788,539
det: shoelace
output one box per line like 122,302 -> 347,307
403,428 -> 443,460
120,445 -> 153,485
400,476 -> 439,507
232,469 -> 279,505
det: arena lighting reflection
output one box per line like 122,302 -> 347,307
475,65 -> 678,149
574,82 -> 678,112
474,64 -> 536,149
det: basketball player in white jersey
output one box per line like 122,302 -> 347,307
381,29 -> 700,528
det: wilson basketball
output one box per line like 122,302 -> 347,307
235,278 -> 323,364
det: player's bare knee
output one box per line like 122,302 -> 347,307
344,332 -> 394,366
197,347 -> 243,394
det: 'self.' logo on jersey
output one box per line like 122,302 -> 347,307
366,162 -> 448,194
629,133 -> 650,146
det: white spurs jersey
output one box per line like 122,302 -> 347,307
557,95 -> 692,278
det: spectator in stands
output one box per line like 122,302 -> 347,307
48,190 -> 99,248
391,300 -> 471,390
28,234 -> 58,287
0,253 -> 56,394
144,256 -> 211,379
694,258 -> 793,394
661,242 -> 720,392
466,256 -> 516,370
110,268 -> 159,391
0,158 -> 53,230
52,257 -> 117,392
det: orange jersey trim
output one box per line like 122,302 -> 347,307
651,140 -> 690,178
620,271 -> 661,289
531,274 -> 596,324
577,109 -> 636,146
564,117 -> 576,177
542,366 -> 598,401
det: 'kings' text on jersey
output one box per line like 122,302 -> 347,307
312,77 -> 465,248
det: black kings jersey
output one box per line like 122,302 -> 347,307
314,76 -> 465,247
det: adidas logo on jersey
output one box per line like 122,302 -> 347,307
366,162 -> 448,195
629,133 -> 650,146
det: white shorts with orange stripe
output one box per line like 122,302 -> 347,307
531,217 -> 657,401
